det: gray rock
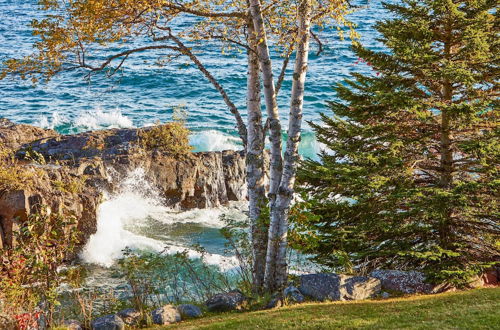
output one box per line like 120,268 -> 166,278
62,319 -> 83,330
177,304 -> 203,319
205,290 -> 248,312
117,308 -> 141,326
283,286 -> 305,303
151,305 -> 181,325
381,292 -> 390,299
370,270 -> 433,294
299,273 -> 381,302
299,273 -> 342,301
91,314 -> 125,330
341,276 -> 381,301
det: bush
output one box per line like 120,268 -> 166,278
0,208 -> 80,326
138,121 -> 192,155
0,143 -> 33,193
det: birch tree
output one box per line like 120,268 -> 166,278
1,0 -> 355,292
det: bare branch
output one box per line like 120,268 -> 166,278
80,45 -> 181,73
310,30 -> 324,56
275,46 -> 294,96
165,30 -> 248,147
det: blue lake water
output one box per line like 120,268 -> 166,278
0,0 -> 387,159
0,0 -> 390,270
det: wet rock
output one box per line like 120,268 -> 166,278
0,119 -> 250,254
177,304 -> 203,319
117,308 -> 141,326
151,305 -> 181,325
205,290 -> 248,312
91,314 -> 125,330
370,270 -> 433,294
299,273 -> 381,302
284,286 -> 305,303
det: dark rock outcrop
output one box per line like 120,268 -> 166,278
0,118 -> 249,251
298,273 -> 381,302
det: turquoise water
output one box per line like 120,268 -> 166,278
0,0 -> 387,159
0,1 -> 389,272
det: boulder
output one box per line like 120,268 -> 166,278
299,273 -> 381,302
117,308 -> 141,326
151,305 -> 181,325
91,314 -> 125,330
299,273 -> 342,301
283,286 -> 305,303
176,304 -> 203,319
205,290 -> 248,312
61,319 -> 83,330
370,270 -> 433,294
341,276 -> 381,301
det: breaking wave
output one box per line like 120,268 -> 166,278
190,130 -> 242,152
38,108 -> 134,133
80,168 -> 240,270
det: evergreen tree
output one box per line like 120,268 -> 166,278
293,0 -> 499,284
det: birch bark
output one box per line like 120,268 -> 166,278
246,18 -> 268,291
248,0 -> 283,204
264,0 -> 312,291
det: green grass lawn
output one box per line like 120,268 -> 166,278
164,288 -> 500,329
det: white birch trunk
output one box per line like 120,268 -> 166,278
264,0 -> 312,291
248,0 -> 283,204
246,19 -> 267,291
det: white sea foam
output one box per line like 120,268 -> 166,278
74,108 -> 134,130
80,168 -> 241,270
38,111 -> 69,129
190,130 -> 242,152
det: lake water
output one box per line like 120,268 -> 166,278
0,0 -> 389,270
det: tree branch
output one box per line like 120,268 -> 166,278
164,30 -> 248,146
162,2 -> 247,18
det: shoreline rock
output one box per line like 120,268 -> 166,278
0,118 -> 250,252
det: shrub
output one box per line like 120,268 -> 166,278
0,143 -> 33,193
138,121 -> 192,155
0,208 -> 80,326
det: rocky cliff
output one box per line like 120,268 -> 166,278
0,118 -> 247,250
